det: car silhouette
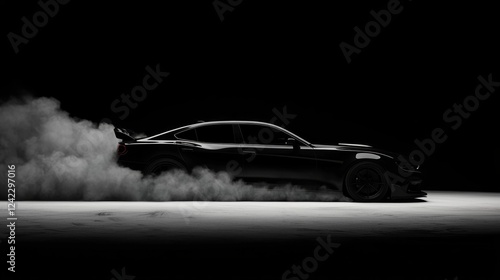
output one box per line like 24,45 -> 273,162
115,121 -> 426,202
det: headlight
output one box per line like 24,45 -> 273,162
395,155 -> 419,172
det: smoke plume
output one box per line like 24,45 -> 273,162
0,97 -> 350,201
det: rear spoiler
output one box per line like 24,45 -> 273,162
114,127 -> 136,142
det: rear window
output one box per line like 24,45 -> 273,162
150,133 -> 174,140
175,129 -> 197,141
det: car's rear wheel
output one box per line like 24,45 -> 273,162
143,158 -> 187,176
345,162 -> 389,202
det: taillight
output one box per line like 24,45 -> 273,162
117,144 -> 127,156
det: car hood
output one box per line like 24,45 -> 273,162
312,143 -> 398,159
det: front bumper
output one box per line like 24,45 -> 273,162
389,164 -> 427,199
390,181 -> 427,199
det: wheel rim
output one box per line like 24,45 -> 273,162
350,167 -> 385,200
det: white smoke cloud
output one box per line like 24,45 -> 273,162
0,96 -> 350,202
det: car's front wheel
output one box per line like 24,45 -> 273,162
344,162 -> 389,202
143,158 -> 187,176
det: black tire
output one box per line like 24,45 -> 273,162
344,161 -> 389,202
143,158 -> 187,176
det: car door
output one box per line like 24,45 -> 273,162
236,124 -> 318,184
176,124 -> 244,174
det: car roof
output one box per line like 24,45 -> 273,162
142,120 -> 311,145
190,120 -> 276,127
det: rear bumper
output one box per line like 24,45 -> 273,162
117,159 -> 145,172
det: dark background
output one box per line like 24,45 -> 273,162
1,0 -> 498,191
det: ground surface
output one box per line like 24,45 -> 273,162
2,191 -> 500,279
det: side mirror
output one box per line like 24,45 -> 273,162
286,137 -> 300,150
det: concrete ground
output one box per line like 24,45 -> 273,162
2,191 -> 500,279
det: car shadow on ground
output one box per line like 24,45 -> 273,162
382,198 -> 427,203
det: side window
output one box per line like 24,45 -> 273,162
196,125 -> 235,143
175,129 -> 197,141
239,124 -> 292,145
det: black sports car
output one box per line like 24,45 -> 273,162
115,121 -> 426,202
